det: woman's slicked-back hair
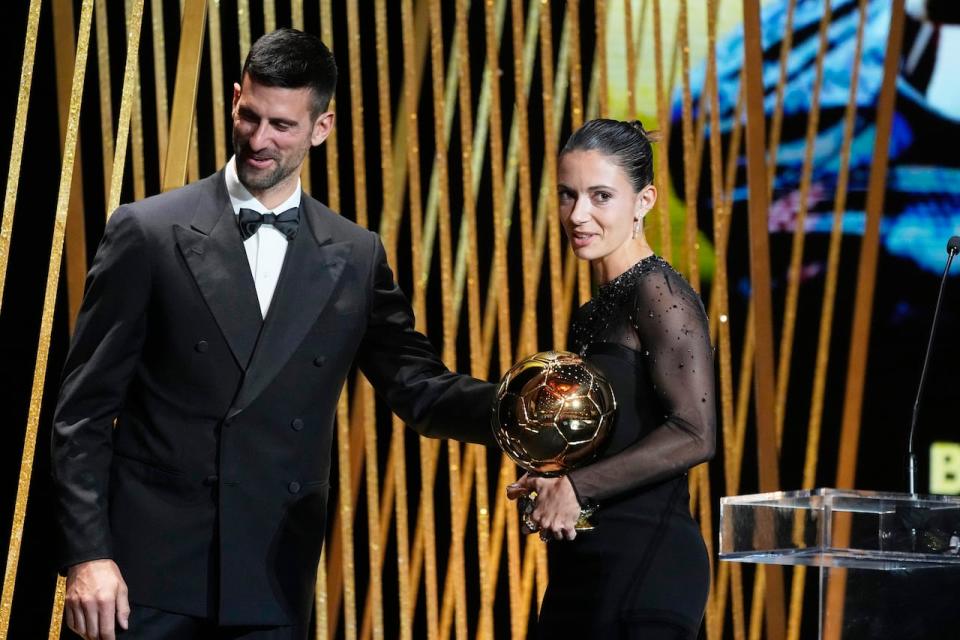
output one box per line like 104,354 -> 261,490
561,119 -> 658,192
242,28 -> 337,117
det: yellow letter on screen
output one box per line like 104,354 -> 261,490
930,442 -> 960,495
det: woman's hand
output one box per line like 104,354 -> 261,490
507,473 -> 582,541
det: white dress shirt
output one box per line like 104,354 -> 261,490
225,156 -> 302,318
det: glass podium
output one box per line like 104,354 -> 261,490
720,489 -> 960,639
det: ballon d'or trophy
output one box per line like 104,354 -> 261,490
492,351 -> 617,531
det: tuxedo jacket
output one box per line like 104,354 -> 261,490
51,171 -> 495,626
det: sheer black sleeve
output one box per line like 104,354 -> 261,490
567,264 -> 716,504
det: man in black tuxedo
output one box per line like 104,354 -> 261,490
52,29 -> 494,640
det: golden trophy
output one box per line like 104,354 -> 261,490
491,350 -> 616,530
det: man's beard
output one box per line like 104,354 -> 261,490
233,133 -> 306,193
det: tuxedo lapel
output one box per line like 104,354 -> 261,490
174,173 -> 263,370
228,200 -> 353,417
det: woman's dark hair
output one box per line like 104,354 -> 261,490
242,28 -> 338,117
560,119 -> 658,192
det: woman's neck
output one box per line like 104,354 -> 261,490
591,241 -> 654,284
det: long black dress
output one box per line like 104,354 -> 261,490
537,255 -> 716,640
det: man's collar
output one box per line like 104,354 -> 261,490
224,155 -> 302,215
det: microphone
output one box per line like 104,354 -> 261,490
907,236 -> 960,495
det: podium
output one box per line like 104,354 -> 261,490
720,489 -> 960,639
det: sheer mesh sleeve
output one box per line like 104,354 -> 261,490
567,265 -> 716,504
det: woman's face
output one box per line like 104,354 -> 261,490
557,149 -> 654,263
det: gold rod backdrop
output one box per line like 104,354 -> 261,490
0,2 -> 94,635
0,1 -> 915,637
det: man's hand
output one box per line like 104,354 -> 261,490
65,559 -> 130,640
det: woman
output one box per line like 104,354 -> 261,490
507,119 -> 716,639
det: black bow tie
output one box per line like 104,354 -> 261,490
238,207 -> 300,241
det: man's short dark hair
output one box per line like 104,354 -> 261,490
242,28 -> 337,117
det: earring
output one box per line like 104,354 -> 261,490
632,218 -> 641,239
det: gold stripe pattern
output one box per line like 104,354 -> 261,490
0,0 -> 42,315
0,2 -> 914,637
0,2 -> 94,635
161,0 -> 207,191
107,0 -> 145,213
94,0 -> 114,204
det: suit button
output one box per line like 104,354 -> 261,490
195,340 -> 209,353
288,481 -> 301,494
313,355 -> 326,367
291,418 -> 304,431
203,475 -> 218,486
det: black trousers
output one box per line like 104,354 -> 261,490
65,604 -> 308,640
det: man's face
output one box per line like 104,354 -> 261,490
231,75 -> 334,197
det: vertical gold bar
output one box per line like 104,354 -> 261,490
125,0 -> 147,200
315,548 -> 329,640
373,0 -> 396,262
319,0 -> 339,211
264,0 -> 276,32
334,391 -> 358,640
788,23 -> 856,640
741,1 -> 785,638
362,379 -> 384,640
0,3 -> 94,635
396,6 -> 421,638
677,0 -> 698,289
426,0 -> 468,636
237,0 -> 251,69
391,417 -> 412,640
510,9 -> 536,634
107,0 -> 145,213
595,0 -> 608,117
208,0 -> 227,168
481,0 -> 512,630
651,0 -> 672,262
399,1 -> 426,634
454,2 -> 483,633
357,4 -> 394,640
540,0 -> 563,350
826,3 -> 906,639
94,0 -> 114,205
290,0 -> 311,193
48,576 -> 66,639
162,0 -> 207,191
292,0 -> 304,29
341,4 -> 367,639
624,0 -> 636,117
510,0 -> 536,355
835,0 -> 905,490
151,0 -> 169,169
345,0 -> 367,227
312,9 -> 344,636
772,0 -> 806,448
316,5 -> 344,634
53,0 -> 89,332
175,0 -> 202,185
566,0 -> 591,306
704,3 -> 738,638
773,5 -> 831,637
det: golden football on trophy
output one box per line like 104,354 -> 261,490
491,350 -> 617,476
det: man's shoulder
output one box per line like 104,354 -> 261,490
301,193 -> 376,245
114,172 -> 222,230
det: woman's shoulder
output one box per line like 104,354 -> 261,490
629,256 -> 706,318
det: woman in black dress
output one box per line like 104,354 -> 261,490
507,119 -> 716,639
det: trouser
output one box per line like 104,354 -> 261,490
65,604 -> 308,640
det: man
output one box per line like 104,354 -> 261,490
52,29 -> 494,640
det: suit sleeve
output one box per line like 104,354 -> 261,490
51,207 -> 152,571
356,235 -> 496,446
